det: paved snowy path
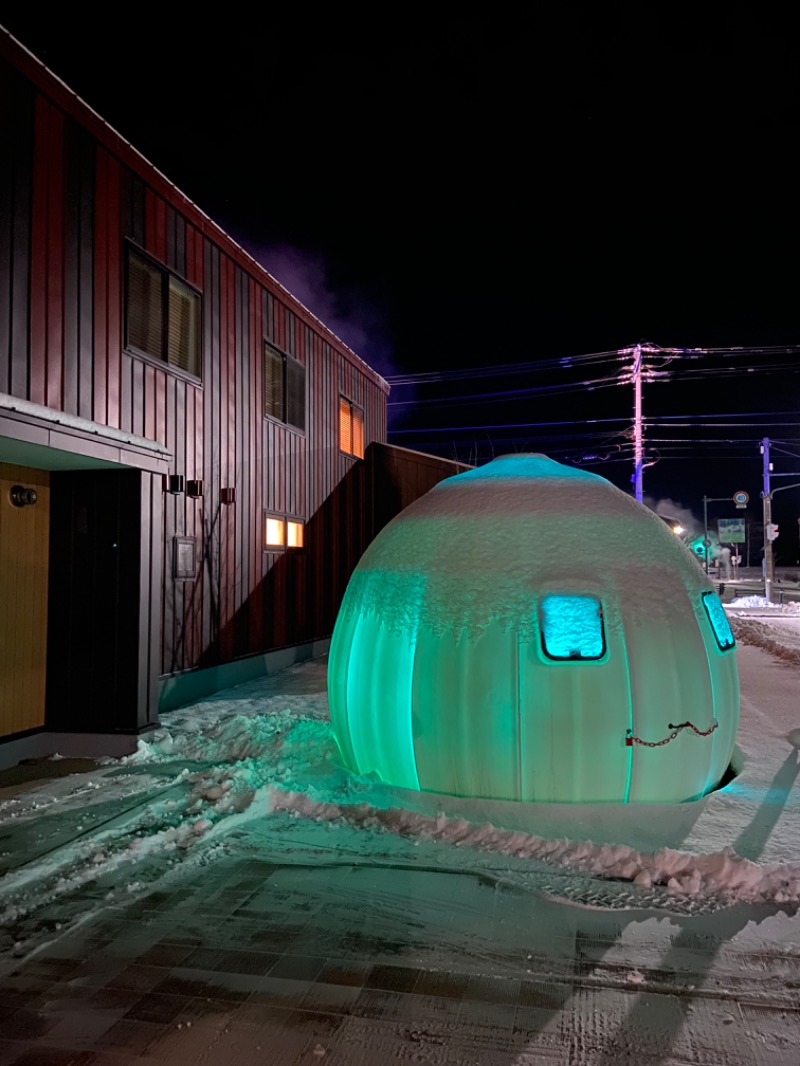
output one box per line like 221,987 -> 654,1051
2,814 -> 800,1065
1,610 -> 800,1063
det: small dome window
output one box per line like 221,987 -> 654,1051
702,591 -> 735,651
540,594 -> 605,661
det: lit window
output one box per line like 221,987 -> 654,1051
287,520 -> 304,548
126,247 -> 201,377
265,514 -> 304,551
339,396 -> 365,458
702,592 -> 735,651
264,343 -> 305,430
265,517 -> 285,548
540,594 -> 605,661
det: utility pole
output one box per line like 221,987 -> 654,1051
633,343 -> 643,503
762,437 -> 774,603
762,472 -> 800,603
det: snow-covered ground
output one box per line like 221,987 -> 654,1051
3,598 -> 800,1064
2,598 -> 800,958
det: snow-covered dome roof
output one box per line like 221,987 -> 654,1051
345,453 -> 713,641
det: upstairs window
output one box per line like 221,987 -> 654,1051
702,592 -> 735,651
264,343 -> 305,430
126,247 -> 201,377
339,396 -> 365,458
540,594 -> 605,661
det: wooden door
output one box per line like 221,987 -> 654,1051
0,463 -> 50,737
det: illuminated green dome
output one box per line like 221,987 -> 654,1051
328,454 -> 739,803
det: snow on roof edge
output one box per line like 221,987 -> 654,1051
0,26 -> 390,396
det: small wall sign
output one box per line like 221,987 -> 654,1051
173,536 -> 197,580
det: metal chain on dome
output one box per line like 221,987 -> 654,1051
625,719 -> 719,748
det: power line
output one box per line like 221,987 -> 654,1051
386,343 -> 800,386
647,410 -> 800,420
388,377 -> 623,408
384,348 -> 629,385
390,413 -> 800,435
644,421 -> 800,428
387,363 -> 800,408
386,340 -> 800,488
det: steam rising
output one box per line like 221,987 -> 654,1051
243,243 -> 395,381
645,495 -> 701,535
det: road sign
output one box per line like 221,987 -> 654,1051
733,490 -> 749,509
718,518 -> 745,543
766,523 -> 779,541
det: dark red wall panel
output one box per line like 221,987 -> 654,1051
104,155 -> 122,429
29,97 -> 62,406
44,103 -> 64,411
91,150 -> 123,428
2,32 -> 393,692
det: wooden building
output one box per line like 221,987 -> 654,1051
0,28 -> 468,769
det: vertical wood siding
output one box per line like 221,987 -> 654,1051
0,41 -> 390,693
0,63 -> 34,399
29,97 -> 63,408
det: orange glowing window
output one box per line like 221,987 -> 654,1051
287,520 -> 304,548
265,517 -> 285,548
339,396 -> 365,458
265,515 -> 304,551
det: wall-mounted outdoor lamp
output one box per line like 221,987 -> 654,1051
166,475 -> 185,496
187,479 -> 204,498
221,487 -> 236,505
10,485 -> 38,507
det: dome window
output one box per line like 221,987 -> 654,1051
702,592 -> 735,651
540,594 -> 606,661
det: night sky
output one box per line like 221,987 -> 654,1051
3,10 -> 799,557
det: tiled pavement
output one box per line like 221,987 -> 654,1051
1,843 -> 799,1066
0,856 -> 571,1065
6,642 -> 800,1063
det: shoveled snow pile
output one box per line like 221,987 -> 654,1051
729,602 -> 800,665
2,605 -> 800,955
730,596 -> 800,611
269,790 -> 800,905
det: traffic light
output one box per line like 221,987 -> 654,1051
766,523 -> 779,541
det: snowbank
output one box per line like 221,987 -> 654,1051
2,607 -> 800,959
